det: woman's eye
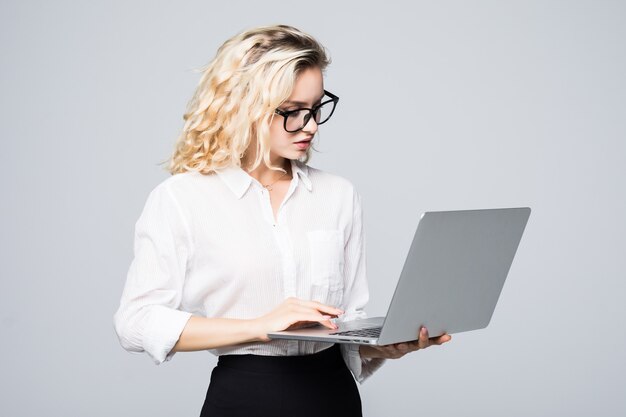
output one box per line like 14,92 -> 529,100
289,109 -> 305,117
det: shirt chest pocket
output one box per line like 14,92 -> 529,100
306,230 -> 345,307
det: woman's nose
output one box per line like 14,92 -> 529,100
301,114 -> 319,134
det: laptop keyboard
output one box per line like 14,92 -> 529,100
331,327 -> 382,338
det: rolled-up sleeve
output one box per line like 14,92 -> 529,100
339,188 -> 385,383
113,182 -> 193,364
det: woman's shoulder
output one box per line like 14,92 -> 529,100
161,169 -> 219,187
146,170 -> 220,200
303,162 -> 359,194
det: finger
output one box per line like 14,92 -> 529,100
318,318 -> 338,330
404,340 -> 421,352
383,344 -> 405,359
431,334 -> 452,345
390,345 -> 405,359
417,327 -> 430,349
312,302 -> 344,317
396,343 -> 409,354
292,305 -> 340,321
375,344 -> 394,359
301,311 -> 338,329
299,300 -> 344,316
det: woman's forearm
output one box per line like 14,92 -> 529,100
171,315 -> 263,352
171,298 -> 341,353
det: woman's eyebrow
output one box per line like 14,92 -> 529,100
283,92 -> 325,106
282,100 -> 307,106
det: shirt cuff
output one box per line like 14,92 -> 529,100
143,305 -> 193,365
340,343 -> 386,383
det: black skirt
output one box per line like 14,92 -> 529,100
200,344 -> 362,417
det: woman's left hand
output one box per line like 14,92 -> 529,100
359,327 -> 451,359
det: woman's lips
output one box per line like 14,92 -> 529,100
294,139 -> 311,149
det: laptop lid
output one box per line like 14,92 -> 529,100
376,207 -> 531,344
268,207 -> 531,345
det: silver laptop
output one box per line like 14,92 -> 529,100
268,207 -> 531,345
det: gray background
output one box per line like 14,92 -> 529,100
1,0 -> 624,416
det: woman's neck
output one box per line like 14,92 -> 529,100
242,156 -> 292,185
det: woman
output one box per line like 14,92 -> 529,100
113,24 -> 451,417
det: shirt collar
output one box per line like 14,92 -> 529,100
214,164 -> 252,199
215,159 -> 312,199
291,159 -> 313,192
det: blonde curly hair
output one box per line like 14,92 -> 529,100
166,25 -> 331,175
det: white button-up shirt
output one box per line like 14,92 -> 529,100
113,159 -> 384,382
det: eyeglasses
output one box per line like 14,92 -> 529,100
274,90 -> 339,133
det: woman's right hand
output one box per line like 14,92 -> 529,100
252,297 -> 344,342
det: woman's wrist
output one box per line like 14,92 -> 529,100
359,345 -> 375,359
247,318 -> 270,342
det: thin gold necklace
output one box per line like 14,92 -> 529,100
262,170 -> 289,191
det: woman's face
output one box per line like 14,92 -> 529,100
268,66 -> 324,163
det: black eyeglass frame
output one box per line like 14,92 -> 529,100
274,89 -> 339,133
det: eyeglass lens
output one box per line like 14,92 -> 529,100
285,101 -> 335,132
